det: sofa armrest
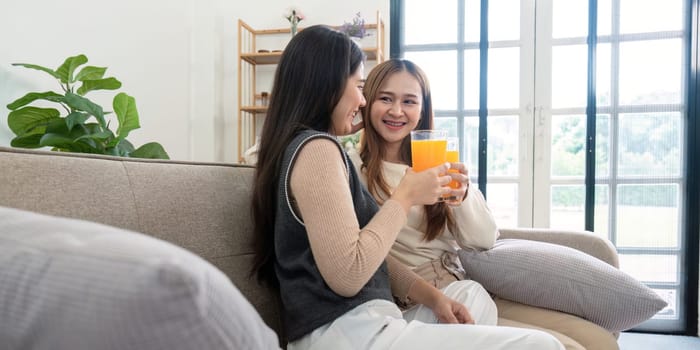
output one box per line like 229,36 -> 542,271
497,227 -> 619,268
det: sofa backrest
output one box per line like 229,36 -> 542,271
0,147 -> 284,338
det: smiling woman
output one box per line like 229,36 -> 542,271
250,26 -> 564,350
348,58 -> 625,349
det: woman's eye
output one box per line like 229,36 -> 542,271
404,99 -> 418,105
379,96 -> 391,102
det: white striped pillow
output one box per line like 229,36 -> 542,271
458,239 -> 667,332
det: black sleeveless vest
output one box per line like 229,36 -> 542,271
274,130 -> 392,341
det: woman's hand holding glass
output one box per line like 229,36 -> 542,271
444,162 -> 471,206
391,162 -> 452,212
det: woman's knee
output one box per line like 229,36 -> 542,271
444,280 -> 492,302
524,329 -> 566,350
444,280 -> 497,325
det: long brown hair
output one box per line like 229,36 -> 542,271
250,26 -> 365,286
359,59 -> 455,241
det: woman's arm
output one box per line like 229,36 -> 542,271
385,254 -> 420,303
290,138 -> 407,297
387,255 -> 473,324
450,188 -> 500,250
440,162 -> 498,250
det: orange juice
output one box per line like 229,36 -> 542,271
446,150 -> 460,189
411,139 -> 447,171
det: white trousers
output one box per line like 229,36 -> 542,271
288,280 -> 565,350
403,280 -> 498,326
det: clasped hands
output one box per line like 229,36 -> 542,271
397,162 -> 471,207
403,162 -> 470,206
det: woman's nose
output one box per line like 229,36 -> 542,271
388,102 -> 402,116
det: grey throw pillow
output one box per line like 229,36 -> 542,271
458,238 -> 667,332
0,206 -> 280,350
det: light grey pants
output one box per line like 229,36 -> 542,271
288,280 -> 565,350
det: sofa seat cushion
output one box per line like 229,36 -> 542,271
458,239 -> 667,332
0,206 -> 280,350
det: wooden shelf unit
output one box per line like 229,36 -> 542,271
237,11 -> 385,163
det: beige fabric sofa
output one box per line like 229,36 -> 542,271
0,146 -> 619,345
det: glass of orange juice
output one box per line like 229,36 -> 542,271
446,137 -> 460,191
410,130 -> 450,200
410,130 -> 447,172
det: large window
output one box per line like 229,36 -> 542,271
395,0 -> 694,333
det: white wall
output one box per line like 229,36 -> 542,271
0,0 -> 389,162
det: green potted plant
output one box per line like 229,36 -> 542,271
5,54 -> 169,159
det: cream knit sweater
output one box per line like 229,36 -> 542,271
347,149 -> 499,270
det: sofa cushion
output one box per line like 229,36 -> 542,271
0,206 -> 280,350
458,239 -> 667,332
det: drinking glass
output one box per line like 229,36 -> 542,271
446,137 -> 460,190
410,130 -> 447,171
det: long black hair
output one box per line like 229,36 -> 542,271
250,25 -> 365,286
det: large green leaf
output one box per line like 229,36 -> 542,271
71,140 -> 104,154
84,123 -> 114,146
11,63 -> 59,79
76,77 -> 121,96
83,122 -> 106,135
6,91 -> 65,110
119,138 -> 135,152
39,121 -> 102,154
43,115 -> 102,149
107,133 -> 124,148
109,138 -> 135,156
44,117 -> 70,134
113,92 -> 140,140
39,133 -> 74,148
65,111 -> 90,131
63,92 -> 105,128
39,133 -> 102,154
130,142 -> 169,159
7,107 -> 61,136
75,130 -> 113,142
79,123 -> 113,151
10,134 -> 43,148
55,54 -> 87,84
74,66 -> 106,82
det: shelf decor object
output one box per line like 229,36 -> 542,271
284,8 -> 304,37
236,11 -> 385,163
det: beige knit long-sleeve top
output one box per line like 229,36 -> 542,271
288,138 -> 423,299
347,149 -> 499,270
